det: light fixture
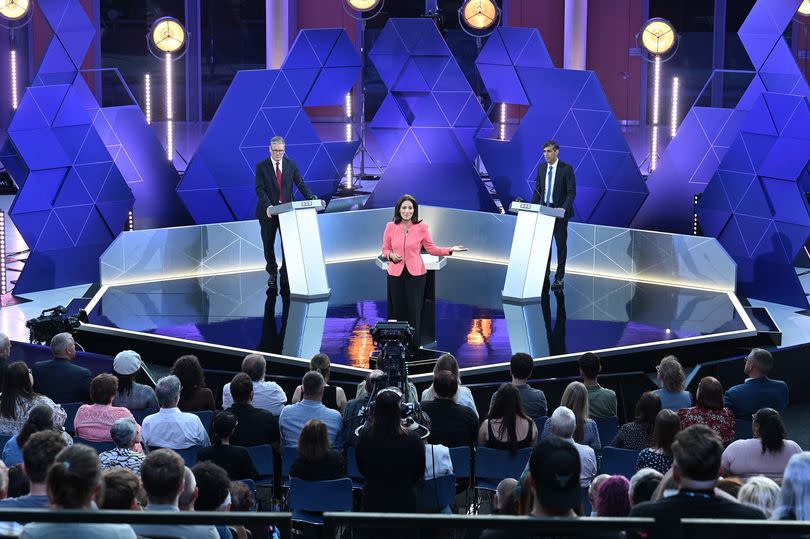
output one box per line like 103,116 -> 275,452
345,0 -> 381,12
799,0 -> 810,16
149,17 -> 186,54
147,17 -> 187,163
649,56 -> 661,172
0,0 -> 30,22
640,18 -> 677,57
499,102 -> 506,141
459,0 -> 500,36
165,52 -> 173,161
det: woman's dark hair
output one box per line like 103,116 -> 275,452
652,409 -> 681,458
114,372 -> 134,396
392,194 -> 422,224
298,419 -> 330,461
487,383 -> 530,453
171,355 -> 206,399
635,392 -> 662,435
0,362 -> 35,420
7,464 -> 30,498
91,374 -> 119,405
754,407 -> 786,454
46,444 -> 101,509
695,376 -> 724,411
17,404 -> 56,448
310,353 -> 331,382
369,389 -> 404,438
210,410 -> 237,446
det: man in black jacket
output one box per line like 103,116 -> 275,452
32,332 -> 91,404
254,135 -> 317,290
225,372 -> 279,448
421,370 -> 478,448
531,140 -> 576,291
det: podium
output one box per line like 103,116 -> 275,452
502,201 -> 565,302
376,254 -> 446,348
266,199 -> 330,299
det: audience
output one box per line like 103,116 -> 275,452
629,468 -> 663,506
291,353 -> 347,412
596,475 -> 631,517
612,392 -> 661,450
98,418 -> 146,474
31,332 -> 92,404
724,348 -> 789,419
356,371 -> 419,404
141,375 -> 210,450
540,381 -> 601,450
488,353 -> 547,418
0,333 -> 10,389
493,478 -> 519,515
343,370 -> 385,447
197,410 -> 258,480
479,383 -> 537,451
548,406 -> 596,488
653,355 -> 692,411
6,464 -> 29,498
74,374 -> 142,450
2,404 -> 71,466
721,407 -> 801,481
578,352 -> 617,419
420,353 -> 478,417
192,461 -> 233,539
636,409 -> 680,473
279,371 -> 342,448
0,431 -> 66,510
221,353 -> 286,414
178,466 -> 198,511
772,451 -> 810,520
716,476 -> 743,498
224,373 -> 280,448
0,361 -> 67,436
111,350 -> 158,413
678,376 -> 735,446
738,476 -> 780,518
289,418 -> 345,481
587,473 -> 610,516
100,468 -> 142,510
171,355 -> 216,411
229,481 -> 257,539
421,370 -> 479,448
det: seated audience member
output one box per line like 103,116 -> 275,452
636,409 -> 680,474
488,353 -> 548,418
221,353 -> 286,414
493,478 -> 519,515
225,373 -> 280,448
343,370 -> 385,447
31,332 -> 92,404
101,467 -> 142,510
716,477 -> 743,498
0,333 -> 10,389
74,374 -> 142,450
596,475 -> 631,517
198,411 -> 257,480
421,354 -> 478,417
772,452 -> 810,520
356,373 -> 419,404
630,425 -> 765,524
588,474 -> 610,516
612,392 -> 662,450
479,383 -> 537,451
629,468 -> 663,507
289,419 -> 345,481
99,418 -> 146,474
229,481 -> 257,539
192,461 -> 233,539
2,404 -> 71,466
722,408 -> 801,482
652,355 -> 692,411
134,449 -> 218,539
0,362 -> 67,436
0,431 -> 66,510
141,375 -> 210,450
279,371 -> 342,448
540,381 -> 601,450
6,464 -> 28,498
725,348 -> 789,419
421,370 -> 478,448
171,355 -> 215,411
178,466 -> 198,511
578,352 -> 617,419
548,406 -> 597,488
291,353 -> 347,412
112,350 -> 158,413
678,376 -> 735,446
738,476 -> 780,518
19,444 -> 136,539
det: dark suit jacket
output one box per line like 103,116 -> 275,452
724,376 -> 789,419
227,402 -> 280,447
32,358 -> 92,404
254,155 -> 315,221
531,160 -> 576,219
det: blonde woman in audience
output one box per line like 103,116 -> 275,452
652,355 -> 692,411
738,476 -> 780,518
540,381 -> 601,450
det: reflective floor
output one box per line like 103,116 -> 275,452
87,259 -> 749,369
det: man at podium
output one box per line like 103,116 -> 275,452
255,135 -> 318,289
531,140 -> 576,291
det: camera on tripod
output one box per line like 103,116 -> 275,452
25,306 -> 87,345
370,321 -> 413,394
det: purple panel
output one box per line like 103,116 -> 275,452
762,177 -> 810,225
781,100 -> 810,140
477,64 -> 528,105
434,60 -> 469,91
477,32 -> 512,65
176,189 -> 234,225
694,107 -> 735,143
220,187 -> 257,221
514,31 -> 554,68
763,92 -> 803,133
54,204 -> 93,244
283,34 -> 322,69
741,131 -> 778,172
590,189 -> 648,227
735,177 -> 771,217
9,128 -> 72,169
9,210 -> 51,248
394,19 -> 447,56
11,169 -> 67,213
264,74 -> 300,107
324,33 -> 360,68
8,93 -> 52,132
28,85 -> 70,125
413,56 -> 450,89
434,92 -> 471,126
283,68 -> 320,103
37,40 -> 75,77
305,67 -> 359,106
36,212 -> 74,250
75,162 -> 114,199
758,136 -> 810,180
54,169 -> 93,206
303,29 -> 341,65
774,220 -> 810,261
287,109 -> 320,143
499,28 -> 533,64
392,59 -> 431,93
554,112 -> 587,148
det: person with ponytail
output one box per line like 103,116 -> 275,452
722,408 -> 802,482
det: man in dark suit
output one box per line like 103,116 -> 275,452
32,332 -> 91,404
724,348 -> 789,419
254,135 -> 317,289
225,372 -> 280,448
421,370 -> 478,448
531,140 -> 576,291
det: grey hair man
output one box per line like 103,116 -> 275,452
31,331 -> 92,404
99,418 -> 146,475
141,376 -> 210,450
549,406 -> 597,487
221,353 -> 287,414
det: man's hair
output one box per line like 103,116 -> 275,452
7,464 -> 29,498
671,424 -> 723,481
22,430 -> 67,483
140,449 -> 186,505
549,406 -> 576,439
229,480 -> 255,512
155,375 -> 182,408
629,468 -> 663,506
91,373 -> 119,404
110,418 -> 138,448
50,332 -> 73,356
178,466 -> 197,510
302,371 -> 325,398
510,353 -> 533,380
101,468 -> 141,510
578,352 -> 600,379
542,140 -> 559,151
230,372 -> 253,403
433,370 -> 458,399
270,135 -> 285,146
193,461 -> 231,511
749,348 -> 774,375
241,354 -> 266,382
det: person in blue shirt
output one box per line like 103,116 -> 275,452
724,348 -> 789,420
279,371 -> 342,448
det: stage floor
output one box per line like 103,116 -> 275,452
85,258 -> 752,373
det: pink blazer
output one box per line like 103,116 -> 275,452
382,221 -> 451,277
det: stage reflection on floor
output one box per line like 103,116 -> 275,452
88,259 -> 749,369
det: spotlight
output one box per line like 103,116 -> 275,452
0,0 -> 30,21
147,18 -> 186,163
345,0 -> 381,12
460,0 -> 500,33
799,0 -> 810,16
640,18 -> 677,57
149,17 -> 186,54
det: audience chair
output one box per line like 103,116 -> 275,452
236,478 -> 259,511
0,435 -> 11,452
175,446 -> 199,467
245,444 -> 275,487
416,474 -> 457,513
594,416 -> 618,447
600,447 -> 639,479
289,477 -> 353,525
533,416 -> 548,437
735,419 -> 753,440
191,410 -> 214,431
281,446 -> 297,488
474,447 -> 532,492
62,402 -> 83,435
345,446 -> 364,489
72,436 -> 115,453
130,409 -> 151,425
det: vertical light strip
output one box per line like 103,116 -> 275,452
693,194 -> 699,235
127,209 -> 134,231
10,50 -> 18,110
671,76 -> 679,138
344,92 -> 352,118
144,73 -> 152,124
0,209 -> 6,296
346,163 -> 353,191
499,102 -> 506,140
345,91 -> 352,189
650,55 -> 662,172
165,53 -> 173,161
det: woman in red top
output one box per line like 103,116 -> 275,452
382,195 -> 466,351
677,376 -> 735,445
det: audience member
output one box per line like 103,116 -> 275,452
678,376 -> 735,445
636,409 -> 680,474
0,333 -> 10,390
221,353 -> 286,414
721,407 -> 801,481
724,348 -> 789,419
289,418 -> 345,481
629,468 -> 663,506
229,481 -> 257,539
356,372 -> 419,404
479,383 -> 537,451
488,353 -> 547,418
279,371 -> 342,448
342,370 -> 385,447
6,464 -> 28,498
548,406 -> 596,488
540,381 -> 601,450
141,375 -> 210,450
171,355 -> 215,411
653,355 -> 692,411
421,370 -> 478,448
192,461 -> 233,539
596,475 -> 631,517
0,431 -> 66,511
2,404 -> 71,466
100,468 -> 141,510
223,373 -> 280,448
588,474 -> 610,516
716,477 -> 743,498
578,352 -> 616,419
420,354 -> 478,417
74,374 -> 142,450
19,444 -> 136,539
772,452 -> 810,520
31,332 -> 92,404
612,392 -> 661,450
197,410 -> 257,480
111,350 -> 158,413
738,476 -> 780,518
0,362 -> 67,436
98,418 -> 146,474
178,466 -> 198,511
493,478 -> 519,515
291,353 -> 347,412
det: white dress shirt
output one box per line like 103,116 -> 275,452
545,160 -> 558,205
222,380 -> 287,415
564,437 -> 597,487
141,407 -> 210,449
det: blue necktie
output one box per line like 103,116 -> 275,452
545,166 -> 553,205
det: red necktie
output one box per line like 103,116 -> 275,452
275,161 -> 283,203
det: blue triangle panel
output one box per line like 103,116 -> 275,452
393,59 -> 431,93
282,68 -> 321,103
220,187 -> 257,221
305,67 -> 358,107
740,34 -> 777,71
38,0 -> 71,32
694,107 -> 734,143
9,209 -> 52,247
263,75 -> 300,107
735,214 -> 773,256
554,112 -> 587,148
37,39 -> 76,77
514,30 -> 554,68
242,111 -> 275,147
413,56 -> 450,89
763,92 -> 803,134
572,109 -> 610,145
591,120 -> 629,152
53,204 -> 93,245
262,107 -> 300,139
477,32 -> 511,66
9,128 -> 72,169
405,94 -> 450,128
54,168 -> 93,207
12,168 -> 68,213
178,189 -> 236,224
324,33 -> 360,68
499,28 -> 532,65
287,110 -> 320,143
283,143 -> 321,177
735,177 -> 772,218
371,52 -> 409,89
740,131 -> 778,173
572,73 -> 611,111
97,167 -> 133,204
8,92 -> 51,132
369,22 -> 408,56
761,177 -> 810,226
28,84 -> 70,125
719,135 -> 755,174
433,92 -> 470,127
434,60 -> 470,92
57,27 -> 95,68
781,100 -> 810,140
774,220 -> 810,262
454,94 -> 487,128
76,207 -> 114,246
717,169 -> 756,208
303,29 -> 342,65
369,94 -> 410,129
283,33 -> 323,69
36,211 -> 74,251
53,86 -> 93,127
96,199 -> 132,236
75,162 -> 114,199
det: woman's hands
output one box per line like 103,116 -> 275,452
388,253 -> 402,263
450,245 -> 468,253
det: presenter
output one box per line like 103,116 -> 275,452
531,140 -> 576,291
255,135 -> 317,290
382,195 -> 467,352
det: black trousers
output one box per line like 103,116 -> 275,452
387,267 -> 426,350
545,216 -> 569,281
259,217 -> 287,279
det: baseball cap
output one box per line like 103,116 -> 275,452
113,350 -> 142,375
529,436 -> 582,512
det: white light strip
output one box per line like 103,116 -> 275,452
0,208 -> 6,295
10,50 -> 18,110
650,125 -> 659,172
345,123 -> 352,142
671,76 -> 679,138
346,163 -> 353,191
128,210 -> 134,231
652,55 -> 661,125
165,53 -> 173,161
144,73 -> 152,124
499,102 -> 506,140
345,92 -> 352,118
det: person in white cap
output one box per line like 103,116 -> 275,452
112,350 -> 158,413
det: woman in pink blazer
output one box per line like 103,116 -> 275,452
382,195 -> 466,351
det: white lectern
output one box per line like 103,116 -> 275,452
502,201 -> 565,302
266,199 -> 330,299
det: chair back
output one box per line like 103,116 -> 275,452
533,416 -> 548,438
130,409 -> 152,425
345,446 -> 363,488
0,435 -> 11,452
594,416 -> 618,447
600,447 -> 640,478
474,447 -> 532,491
245,444 -> 275,485
62,402 -> 82,435
175,446 -> 199,467
72,436 -> 115,453
191,410 -> 214,431
448,446 -> 471,480
281,446 -> 297,487
290,477 -> 353,524
735,419 -> 753,440
416,474 -> 456,513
